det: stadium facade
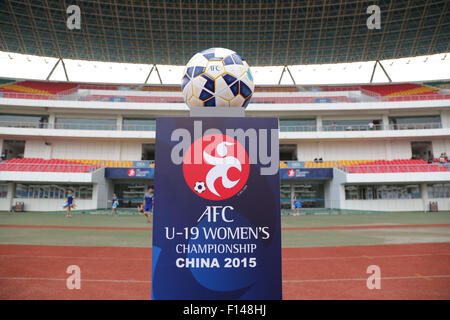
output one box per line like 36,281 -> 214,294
1,78 -> 450,213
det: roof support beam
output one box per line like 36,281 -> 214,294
286,66 -> 297,85
370,60 -> 392,83
46,58 -> 61,81
154,65 -> 163,85
377,60 -> 392,83
60,59 -> 70,81
144,64 -> 156,84
278,66 -> 286,85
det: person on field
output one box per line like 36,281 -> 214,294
143,187 -> 154,224
111,193 -> 119,216
63,189 -> 75,218
293,196 -> 302,216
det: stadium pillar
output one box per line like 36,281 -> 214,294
116,115 -> 123,131
48,114 -> 56,129
7,182 -> 15,211
421,183 -> 429,213
382,114 -> 389,130
316,115 -> 323,131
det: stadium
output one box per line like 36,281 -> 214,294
0,0 -> 449,301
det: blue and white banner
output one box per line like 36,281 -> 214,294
133,160 -> 153,168
105,167 -> 154,178
152,117 -> 282,300
281,168 -> 333,179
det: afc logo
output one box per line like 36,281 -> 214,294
127,168 -> 136,177
182,134 -> 250,201
209,65 -> 222,72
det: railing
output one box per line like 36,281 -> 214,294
339,164 -> 450,174
388,122 -> 442,130
1,90 -> 450,103
0,121 -> 50,129
0,163 -> 99,173
54,123 -> 117,131
0,120 -> 446,133
322,124 -> 383,131
280,125 -> 316,132
121,124 -> 156,131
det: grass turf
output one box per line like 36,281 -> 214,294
0,211 -> 449,248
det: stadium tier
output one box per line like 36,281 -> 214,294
340,159 -> 450,173
0,158 -> 98,172
0,80 -> 78,95
361,83 -> 438,97
1,79 -> 449,103
1,76 -> 450,213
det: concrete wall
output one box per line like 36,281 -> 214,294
24,139 -> 142,161
341,199 -> 425,212
296,140 -> 412,161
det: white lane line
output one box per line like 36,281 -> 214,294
0,276 -> 150,283
283,253 -> 450,261
0,255 -> 150,261
283,275 -> 450,283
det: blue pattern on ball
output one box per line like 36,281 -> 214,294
182,48 -> 254,108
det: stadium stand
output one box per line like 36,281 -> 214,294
0,80 -> 78,95
0,158 -> 98,172
341,159 -> 450,173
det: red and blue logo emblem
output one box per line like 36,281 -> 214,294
182,134 -> 250,200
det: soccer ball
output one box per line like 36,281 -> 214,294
181,48 -> 254,108
194,181 -> 206,194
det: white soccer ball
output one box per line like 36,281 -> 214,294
181,48 -> 254,108
194,181 -> 206,194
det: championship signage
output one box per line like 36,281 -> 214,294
281,168 -> 333,179
152,117 -> 282,300
104,167 -> 154,178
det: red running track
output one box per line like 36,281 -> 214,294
0,243 -> 449,300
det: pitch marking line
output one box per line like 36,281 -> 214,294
283,253 -> 450,261
0,276 -> 151,284
0,254 -> 151,261
1,253 -> 449,261
1,223 -> 450,231
283,275 -> 450,283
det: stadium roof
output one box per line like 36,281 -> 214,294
0,0 -> 449,66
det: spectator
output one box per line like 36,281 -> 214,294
439,153 -> 445,163
368,121 -> 374,130
428,151 -> 434,164
445,152 -> 448,163
332,122 -> 337,130
319,158 -> 323,163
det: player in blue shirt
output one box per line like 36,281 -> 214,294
293,197 -> 302,216
111,193 -> 119,216
63,189 -> 75,218
143,187 -> 154,224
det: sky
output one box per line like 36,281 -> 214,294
0,51 -> 448,85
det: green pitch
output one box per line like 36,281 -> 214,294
0,211 -> 449,248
